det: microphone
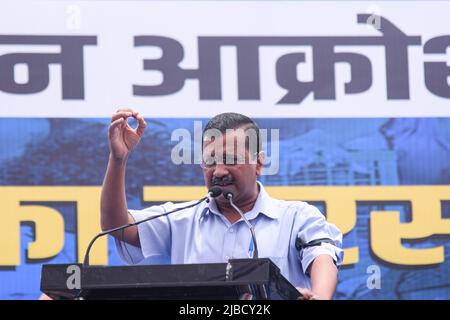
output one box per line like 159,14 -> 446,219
83,187 -> 223,267
223,189 -> 259,259
207,186 -> 222,202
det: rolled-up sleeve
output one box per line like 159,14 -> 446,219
296,204 -> 344,275
115,204 -> 173,265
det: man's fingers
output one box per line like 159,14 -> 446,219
135,113 -> 147,137
116,107 -> 135,113
297,288 -> 315,300
109,117 -> 125,134
111,111 -> 133,122
111,108 -> 147,137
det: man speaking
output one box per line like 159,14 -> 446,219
100,108 -> 343,300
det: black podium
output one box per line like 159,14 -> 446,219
40,258 -> 301,300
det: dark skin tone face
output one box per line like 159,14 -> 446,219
202,127 -> 264,223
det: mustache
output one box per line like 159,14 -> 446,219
211,176 -> 234,186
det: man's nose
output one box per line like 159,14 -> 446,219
213,164 -> 229,177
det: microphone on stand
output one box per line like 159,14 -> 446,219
83,186 -> 223,267
206,186 -> 222,203
223,189 -> 259,259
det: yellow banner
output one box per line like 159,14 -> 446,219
1,186 -> 449,267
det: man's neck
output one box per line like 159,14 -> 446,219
216,185 -> 260,224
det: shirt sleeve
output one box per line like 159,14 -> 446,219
114,203 -> 173,265
296,204 -> 344,275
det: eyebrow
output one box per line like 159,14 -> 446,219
203,154 -> 243,159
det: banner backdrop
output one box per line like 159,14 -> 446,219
1,1 -> 450,299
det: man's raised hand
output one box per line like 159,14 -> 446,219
108,108 -> 147,161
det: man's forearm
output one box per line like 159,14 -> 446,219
310,254 -> 338,300
100,154 -> 131,232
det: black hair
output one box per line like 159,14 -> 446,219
202,112 -> 261,154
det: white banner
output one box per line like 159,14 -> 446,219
0,0 -> 450,118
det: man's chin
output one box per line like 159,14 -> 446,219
215,194 -> 228,203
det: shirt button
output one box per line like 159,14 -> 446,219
229,228 -> 234,233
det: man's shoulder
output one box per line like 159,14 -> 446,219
259,182 -> 317,215
271,197 -> 307,207
268,196 -> 319,216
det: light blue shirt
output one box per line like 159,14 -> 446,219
115,182 -> 344,289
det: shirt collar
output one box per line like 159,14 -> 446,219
200,181 -> 280,221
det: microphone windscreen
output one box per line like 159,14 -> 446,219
223,189 -> 234,200
208,186 -> 223,198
